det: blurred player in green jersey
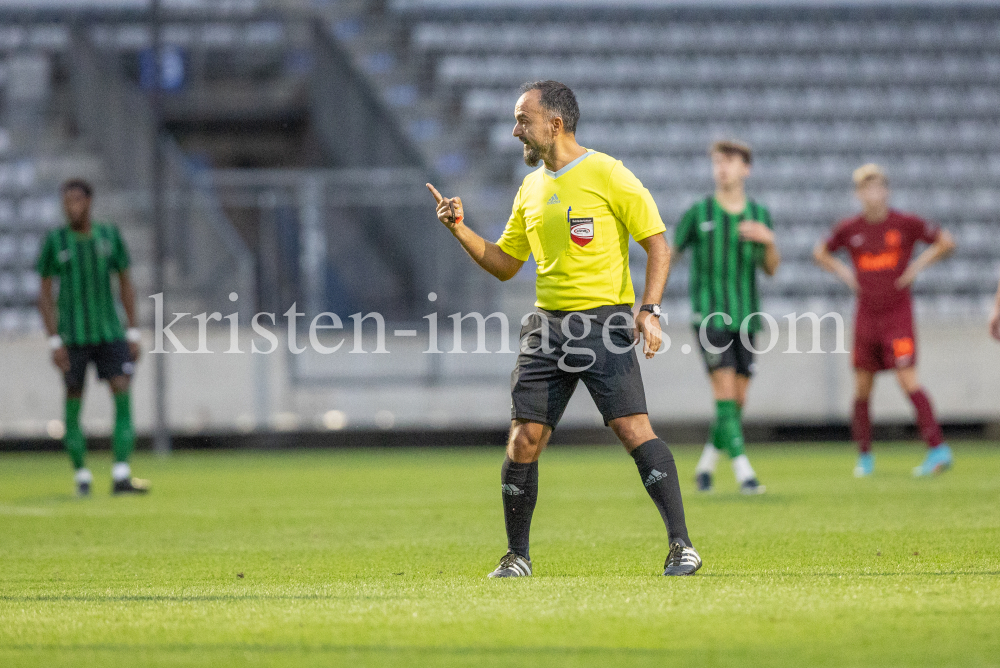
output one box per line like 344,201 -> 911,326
36,179 -> 149,497
674,140 -> 780,495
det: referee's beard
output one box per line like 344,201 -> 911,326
522,136 -> 553,168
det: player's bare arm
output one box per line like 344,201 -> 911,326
38,276 -> 70,373
739,221 -> 781,276
990,275 -> 1000,342
118,269 -> 141,362
426,183 -> 524,281
813,243 -> 859,292
895,229 -> 956,289
636,233 -> 669,359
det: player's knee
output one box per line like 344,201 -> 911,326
508,441 -> 540,463
109,375 -> 131,394
508,424 -> 545,462
610,415 -> 656,451
896,374 -> 920,394
854,375 -> 874,400
710,370 -> 738,400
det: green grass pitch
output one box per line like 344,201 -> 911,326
1,442 -> 998,667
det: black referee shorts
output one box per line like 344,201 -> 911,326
511,304 -> 648,428
694,326 -> 757,378
64,340 -> 135,392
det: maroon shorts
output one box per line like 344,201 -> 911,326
853,306 -> 916,372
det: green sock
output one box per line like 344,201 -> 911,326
714,400 -> 746,459
709,420 -> 724,451
112,392 -> 135,463
734,404 -> 746,458
64,397 -> 86,470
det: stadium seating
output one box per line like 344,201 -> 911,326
2,3 -> 998,334
0,2 -> 465,334
385,6 -> 1000,318
0,41 -> 62,333
0,15 -> 260,334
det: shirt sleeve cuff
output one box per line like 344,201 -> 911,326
496,241 -> 531,262
632,225 -> 667,243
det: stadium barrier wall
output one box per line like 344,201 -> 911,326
1,315 -> 998,448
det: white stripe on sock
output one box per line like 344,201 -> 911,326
112,462 -> 131,482
732,454 -> 755,483
695,442 -> 719,474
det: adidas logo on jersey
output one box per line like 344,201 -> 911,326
502,484 -> 525,496
644,469 -> 668,487
547,194 -> 561,205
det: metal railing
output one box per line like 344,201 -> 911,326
69,26 -> 256,321
209,166 -> 484,323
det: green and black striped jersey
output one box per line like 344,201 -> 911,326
674,196 -> 773,333
36,223 -> 130,346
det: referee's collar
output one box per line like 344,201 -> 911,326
543,150 -> 595,179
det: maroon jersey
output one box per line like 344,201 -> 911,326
824,209 -> 940,313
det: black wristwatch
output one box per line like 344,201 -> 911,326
639,304 -> 662,318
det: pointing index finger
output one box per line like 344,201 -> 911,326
426,183 -> 444,204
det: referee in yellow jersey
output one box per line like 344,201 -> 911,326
427,81 -> 700,577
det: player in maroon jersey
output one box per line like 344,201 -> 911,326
814,164 -> 956,477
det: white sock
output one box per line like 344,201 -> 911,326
74,468 -> 93,484
732,454 -> 756,483
695,442 -> 719,474
112,462 -> 131,482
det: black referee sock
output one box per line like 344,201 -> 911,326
630,438 -> 692,547
500,457 -> 538,560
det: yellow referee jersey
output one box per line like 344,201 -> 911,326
496,150 -> 665,311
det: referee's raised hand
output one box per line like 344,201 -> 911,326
426,183 -> 464,231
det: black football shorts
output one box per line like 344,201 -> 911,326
64,340 -> 135,391
694,326 -> 756,377
511,304 -> 648,427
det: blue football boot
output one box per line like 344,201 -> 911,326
854,453 -> 874,478
913,444 -> 953,477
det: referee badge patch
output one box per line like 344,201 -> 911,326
567,207 -> 594,247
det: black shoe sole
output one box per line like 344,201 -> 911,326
112,478 -> 150,494
664,563 -> 702,576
